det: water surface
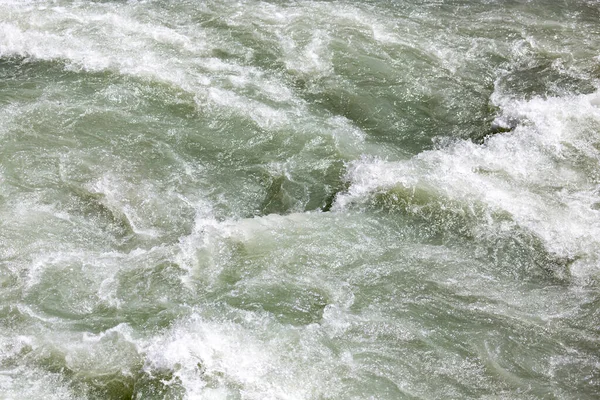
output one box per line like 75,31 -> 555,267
1,1 -> 600,398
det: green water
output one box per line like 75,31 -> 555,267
1,0 -> 600,398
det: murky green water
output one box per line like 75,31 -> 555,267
1,0 -> 600,398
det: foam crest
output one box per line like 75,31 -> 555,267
143,313 -> 341,400
337,90 -> 600,281
0,367 -> 79,400
0,3 -> 305,130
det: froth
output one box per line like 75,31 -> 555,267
143,314 -> 335,400
337,90 -> 600,281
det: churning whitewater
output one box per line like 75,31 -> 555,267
1,0 -> 599,399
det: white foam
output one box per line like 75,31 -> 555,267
143,313 -> 342,400
0,4 -> 294,124
0,0 -> 378,161
0,367 -> 80,400
337,90 -> 600,280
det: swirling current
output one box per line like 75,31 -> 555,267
1,0 -> 600,399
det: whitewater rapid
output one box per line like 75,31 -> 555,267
1,0 -> 599,399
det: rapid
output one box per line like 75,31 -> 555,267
0,1 -> 599,398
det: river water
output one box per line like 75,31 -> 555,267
1,0 -> 599,398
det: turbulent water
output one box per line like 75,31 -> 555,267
1,0 -> 600,398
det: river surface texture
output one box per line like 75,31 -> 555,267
1,1 -> 600,399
